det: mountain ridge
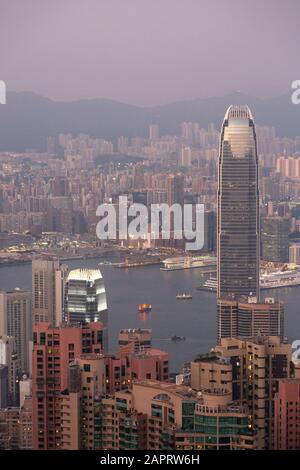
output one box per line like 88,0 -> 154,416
0,91 -> 299,152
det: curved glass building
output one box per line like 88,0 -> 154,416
217,105 -> 259,299
65,268 -> 108,350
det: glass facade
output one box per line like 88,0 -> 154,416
217,105 -> 259,299
65,268 -> 108,350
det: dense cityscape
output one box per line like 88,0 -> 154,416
1,0 -> 300,460
0,103 -> 300,451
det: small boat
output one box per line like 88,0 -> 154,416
176,293 -> 192,300
171,335 -> 186,342
138,303 -> 152,313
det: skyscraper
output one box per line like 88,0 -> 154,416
0,288 -> 31,374
217,105 -> 259,299
65,269 -> 108,351
32,322 -> 104,450
32,258 -> 59,324
167,174 -> 184,207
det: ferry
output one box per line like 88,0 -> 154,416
198,277 -> 217,292
198,268 -> 300,292
138,303 -> 152,313
161,255 -> 216,271
176,293 -> 193,300
260,268 -> 300,289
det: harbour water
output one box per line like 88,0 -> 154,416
0,258 -> 300,372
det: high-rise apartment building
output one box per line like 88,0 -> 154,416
0,336 -> 18,406
261,216 -> 290,262
214,336 -> 295,449
32,322 -> 104,450
217,105 -> 259,298
54,263 -> 68,326
32,258 -> 59,324
180,147 -> 192,167
0,288 -> 31,374
0,365 -> 8,409
99,381 -> 256,450
274,379 -> 300,450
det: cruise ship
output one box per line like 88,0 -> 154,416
161,255 -> 216,271
199,268 -> 300,292
260,268 -> 300,289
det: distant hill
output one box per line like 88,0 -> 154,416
0,91 -> 299,152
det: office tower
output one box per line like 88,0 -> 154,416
65,269 -> 108,350
261,216 -> 290,262
0,288 -> 31,374
289,242 -> 300,264
0,365 -> 8,408
167,174 -> 184,207
180,147 -> 192,167
32,258 -> 59,324
203,210 -> 216,252
54,263 -> 68,326
214,336 -> 295,449
32,322 -> 104,450
149,124 -> 159,141
217,105 -> 259,298
0,336 -> 18,406
217,296 -> 284,343
274,379 -> 300,450
118,328 -> 152,354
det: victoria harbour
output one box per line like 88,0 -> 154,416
1,259 -> 300,371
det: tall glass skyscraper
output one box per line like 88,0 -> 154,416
65,268 -> 108,350
217,105 -> 259,299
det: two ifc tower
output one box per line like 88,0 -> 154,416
217,105 -> 260,300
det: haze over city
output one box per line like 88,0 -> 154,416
0,0 -> 300,105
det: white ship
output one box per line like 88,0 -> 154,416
260,268 -> 300,289
199,268 -> 300,292
161,255 -> 216,271
176,293 -> 193,300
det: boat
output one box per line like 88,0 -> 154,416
176,293 -> 192,300
161,255 -> 216,271
138,303 -> 152,313
198,267 -> 300,292
198,277 -> 217,292
260,268 -> 300,289
171,335 -> 186,342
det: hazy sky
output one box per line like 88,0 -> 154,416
0,0 -> 299,105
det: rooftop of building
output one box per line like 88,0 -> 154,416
67,268 -> 103,282
193,352 -> 230,365
119,328 -> 152,335
224,104 -> 253,121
